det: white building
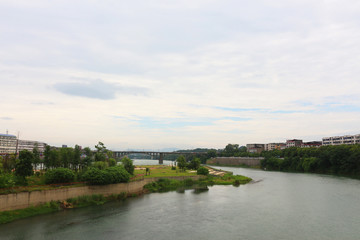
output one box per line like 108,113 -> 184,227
322,134 -> 360,146
18,140 -> 47,153
0,133 -> 17,154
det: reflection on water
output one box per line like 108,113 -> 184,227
1,164 -> 360,240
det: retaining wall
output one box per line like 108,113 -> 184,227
0,175 -> 203,212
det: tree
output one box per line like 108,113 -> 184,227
177,155 -> 187,171
43,145 -> 51,170
73,145 -> 81,171
2,154 -> 17,173
121,157 -> 134,175
188,158 -> 201,170
15,150 -> 34,182
95,142 -> 107,162
222,144 -> 240,157
32,144 -> 41,171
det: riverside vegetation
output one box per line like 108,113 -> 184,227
0,145 -> 252,224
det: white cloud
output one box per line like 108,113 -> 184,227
1,0 -> 360,149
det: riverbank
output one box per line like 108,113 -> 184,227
0,166 -> 251,224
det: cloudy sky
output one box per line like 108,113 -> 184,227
1,1 -> 360,150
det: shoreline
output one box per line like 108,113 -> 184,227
0,167 -> 251,224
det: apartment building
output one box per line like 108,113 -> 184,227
302,141 -> 322,148
18,140 -> 47,153
0,133 -> 17,154
246,144 -> 265,154
286,139 -> 303,148
322,134 -> 360,146
265,143 -> 286,151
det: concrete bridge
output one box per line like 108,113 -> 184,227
113,151 -> 206,164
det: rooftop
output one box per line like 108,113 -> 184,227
0,133 -> 16,138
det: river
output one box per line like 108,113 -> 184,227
0,160 -> 359,240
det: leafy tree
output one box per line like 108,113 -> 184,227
32,144 -> 41,171
49,148 -> 61,169
95,142 -> 107,162
177,155 -> 187,171
121,157 -> 134,175
73,145 -> 81,171
188,158 -> 201,170
15,150 -> 34,181
2,154 -> 17,173
43,145 -> 51,169
222,144 -> 240,157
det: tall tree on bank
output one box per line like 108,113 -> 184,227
177,155 -> 187,171
32,144 -> 41,171
15,150 -> 34,183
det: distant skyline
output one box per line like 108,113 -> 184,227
1,1 -> 360,150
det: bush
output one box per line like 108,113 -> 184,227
81,168 -> 112,185
45,168 -> 75,184
82,166 -> 130,185
93,161 -> 108,170
0,173 -> 16,188
197,166 -> 209,175
109,158 -> 117,167
105,165 -> 130,183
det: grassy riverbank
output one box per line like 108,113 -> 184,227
0,166 -> 251,224
0,193 -> 130,224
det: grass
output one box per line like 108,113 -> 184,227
134,165 -> 197,179
144,173 -> 252,193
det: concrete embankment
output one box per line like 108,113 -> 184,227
0,175 -> 204,212
207,157 -> 264,167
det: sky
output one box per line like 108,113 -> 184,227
1,0 -> 360,151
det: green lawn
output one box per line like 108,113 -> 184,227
134,165 -> 197,178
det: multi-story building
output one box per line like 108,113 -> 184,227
0,133 -> 17,154
265,143 -> 286,151
246,144 -> 265,154
301,141 -> 322,148
322,134 -> 360,146
18,140 -> 47,153
286,139 -> 303,148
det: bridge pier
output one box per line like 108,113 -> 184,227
159,153 -> 164,164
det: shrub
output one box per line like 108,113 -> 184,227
93,161 -> 108,170
81,168 -> 112,185
109,158 -> 117,167
0,173 -> 16,188
197,166 -> 209,175
105,165 -> 130,183
45,168 -> 75,184
82,166 -> 130,185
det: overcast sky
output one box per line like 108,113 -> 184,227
1,0 -> 360,150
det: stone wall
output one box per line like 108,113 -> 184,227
207,157 -> 264,167
0,175 -> 203,212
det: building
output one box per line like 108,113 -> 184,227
265,143 -> 286,151
286,139 -> 303,148
0,133 -> 17,154
322,134 -> 360,146
246,144 -> 265,154
302,141 -> 322,148
18,140 -> 47,153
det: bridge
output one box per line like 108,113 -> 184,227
113,151 -> 206,164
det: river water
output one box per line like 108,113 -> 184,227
0,160 -> 359,240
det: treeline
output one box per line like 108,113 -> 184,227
0,142 -> 134,187
261,145 -> 360,177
